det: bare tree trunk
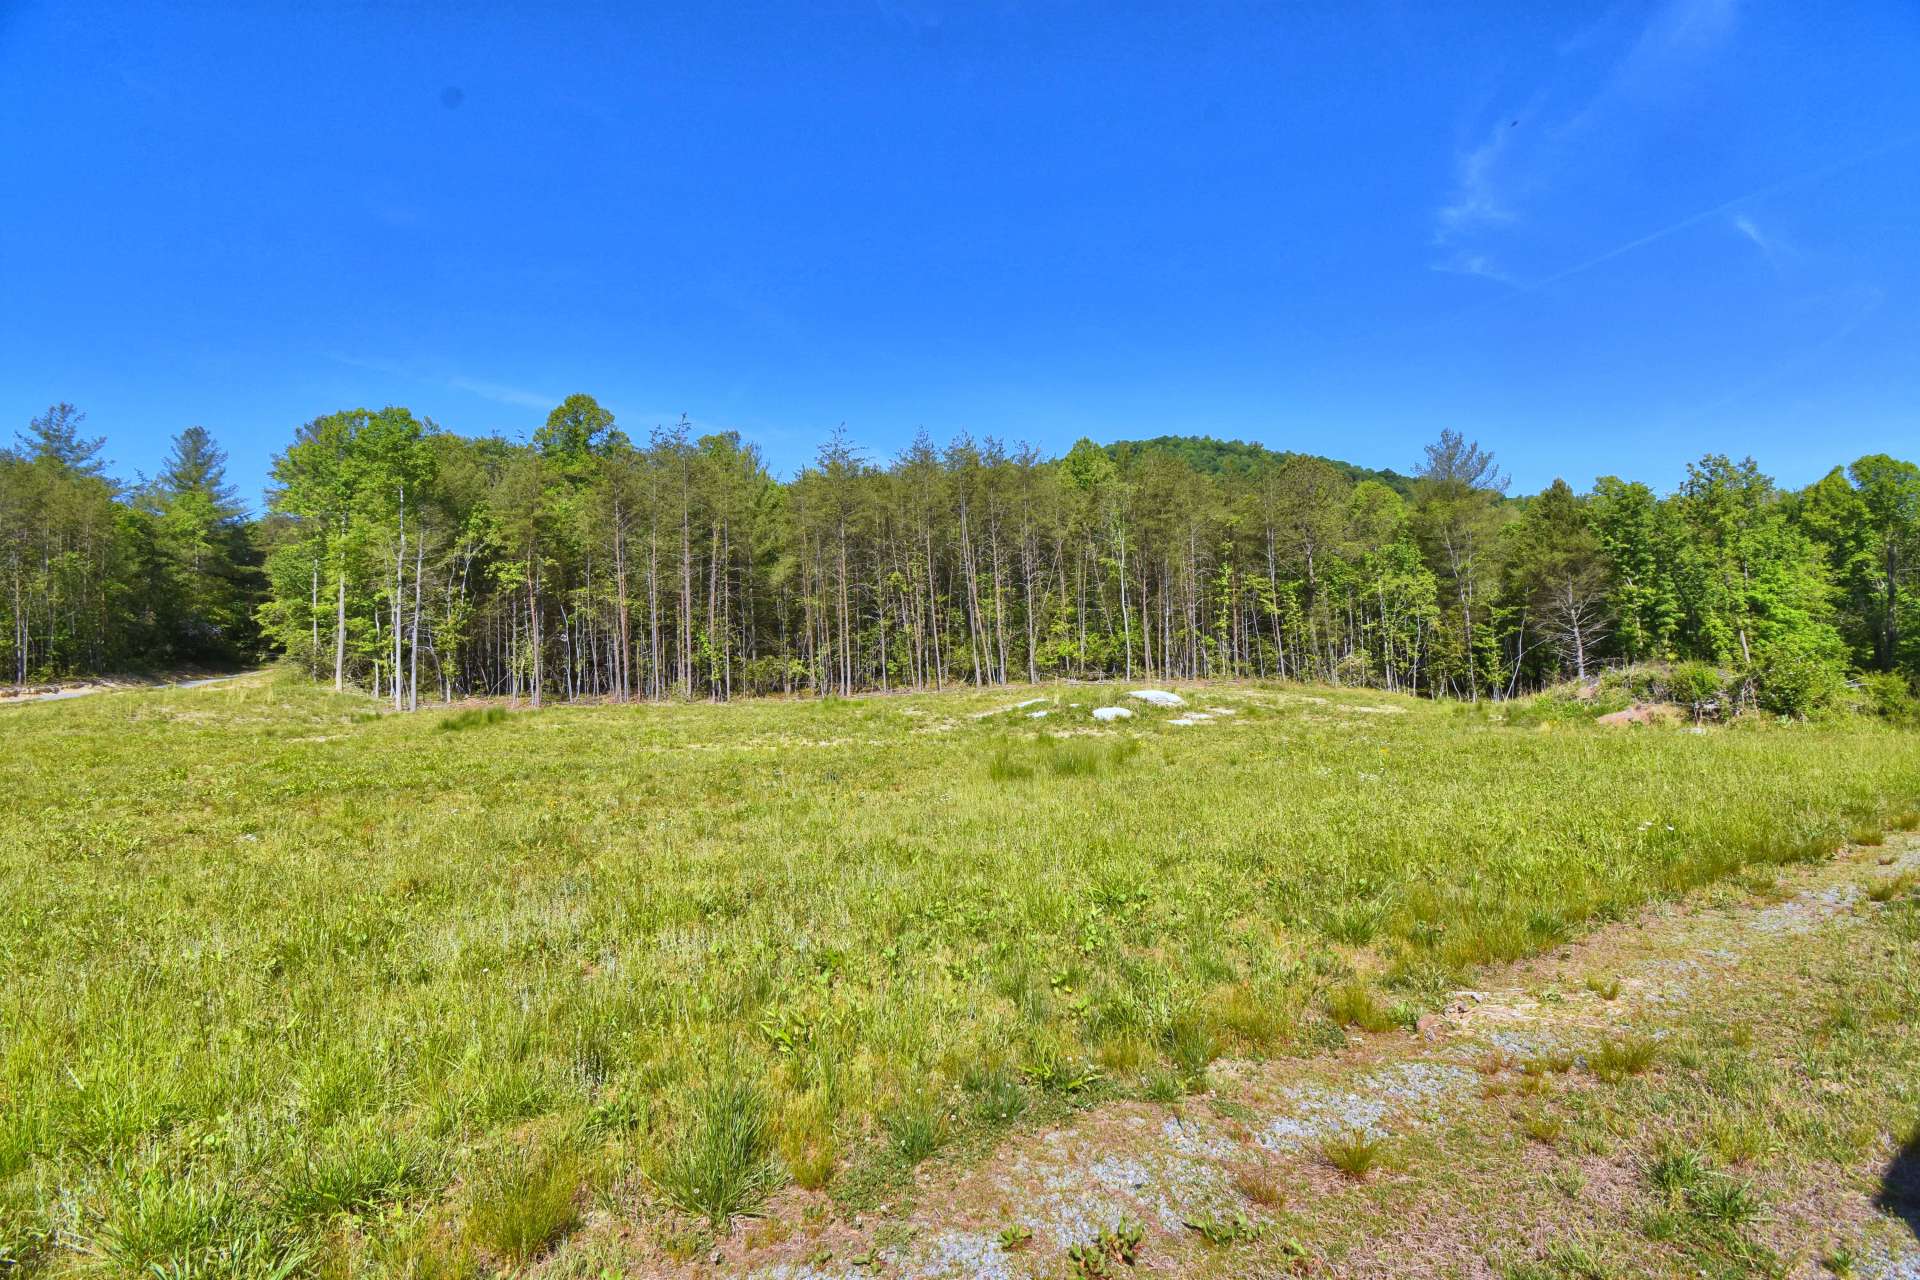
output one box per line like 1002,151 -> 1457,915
409,524 -> 423,711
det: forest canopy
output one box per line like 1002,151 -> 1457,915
3,396 -> 1916,716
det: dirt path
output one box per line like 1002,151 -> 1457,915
583,834 -> 1920,1279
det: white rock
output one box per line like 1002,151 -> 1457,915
1092,706 -> 1134,721
1027,710 -> 1049,719
1128,689 -> 1185,707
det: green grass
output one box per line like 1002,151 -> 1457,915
463,1139 -> 583,1262
648,1076 -> 778,1227
1321,1130 -> 1390,1179
2,675 -> 1918,1270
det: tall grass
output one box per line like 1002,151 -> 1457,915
2,678 -> 1916,1267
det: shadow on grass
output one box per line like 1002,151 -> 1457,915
1878,1130 -> 1920,1240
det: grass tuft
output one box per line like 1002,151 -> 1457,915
651,1076 -> 779,1228
436,706 -> 508,732
1321,1129 -> 1388,1179
1589,1035 -> 1660,1081
1867,873 -> 1917,903
1327,981 -> 1400,1033
882,1093 -> 950,1164
463,1140 -> 582,1262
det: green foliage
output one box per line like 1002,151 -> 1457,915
1751,636 -> 1848,717
9,400 -> 1920,705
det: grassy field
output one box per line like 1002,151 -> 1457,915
3,675 -> 1918,1275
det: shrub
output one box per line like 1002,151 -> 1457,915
1750,641 -> 1846,718
1665,662 -> 1724,721
1855,671 -> 1918,722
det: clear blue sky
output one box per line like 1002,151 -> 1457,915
3,0 -> 1916,510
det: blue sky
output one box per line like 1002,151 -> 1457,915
3,0 -> 1916,510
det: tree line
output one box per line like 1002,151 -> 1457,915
1,405 -> 257,684
5,395 -> 1916,714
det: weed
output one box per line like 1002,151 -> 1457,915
963,1063 -> 1028,1125
96,1172 -> 242,1275
1648,1142 -> 1707,1201
652,1217 -> 711,1263
1161,1012 -> 1218,1083
1099,1218 -> 1144,1264
1141,1069 -> 1188,1103
1867,873 -> 1916,903
1691,1177 -> 1762,1224
1324,900 -> 1386,946
986,750 -> 1033,782
1185,1209 -> 1265,1246
1522,1049 -> 1576,1076
996,1223 -> 1033,1250
775,1090 -> 837,1190
1704,1110 -> 1772,1165
1045,740 -> 1105,778
1543,1238 -> 1609,1280
1477,1048 -> 1519,1075
276,1124 -> 428,1219
1584,975 -> 1621,1001
1850,824 -> 1887,847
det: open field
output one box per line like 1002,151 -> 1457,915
3,675 -> 1919,1276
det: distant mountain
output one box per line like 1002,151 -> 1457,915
1103,435 -> 1415,496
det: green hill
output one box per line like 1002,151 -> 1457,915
1105,434 -> 1415,495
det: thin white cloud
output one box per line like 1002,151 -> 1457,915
1435,130 -> 1519,238
321,352 -> 556,413
1429,250 -> 1521,287
1435,133 -> 1918,321
1429,0 -> 1743,283
1729,213 -> 1790,271
446,376 -> 555,410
